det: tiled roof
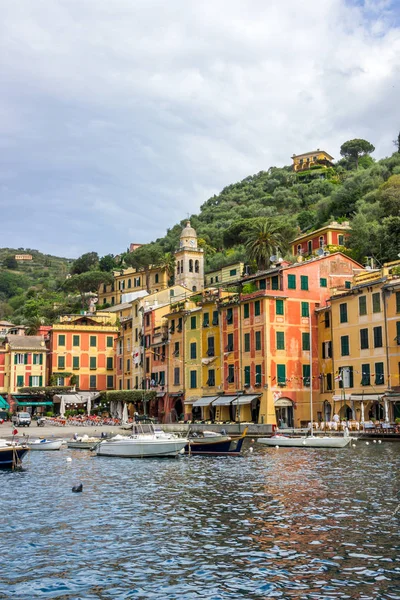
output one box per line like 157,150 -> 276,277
6,335 -> 46,350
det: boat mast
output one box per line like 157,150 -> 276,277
310,312 -> 313,437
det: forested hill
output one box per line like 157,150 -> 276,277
151,149 -> 400,272
1,143 -> 400,326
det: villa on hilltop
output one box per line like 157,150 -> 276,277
291,150 -> 334,172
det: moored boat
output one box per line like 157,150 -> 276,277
94,424 -> 188,458
185,427 -> 248,455
67,435 -> 100,449
0,439 -> 30,468
27,438 -> 64,451
257,429 -> 351,448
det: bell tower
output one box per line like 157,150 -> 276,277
174,221 -> 204,292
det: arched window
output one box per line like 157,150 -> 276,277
297,244 -> 302,255
128,279 -> 131,288
181,260 -> 184,272
189,259 -> 193,272
177,262 -> 180,274
195,260 -> 199,273
319,236 -> 324,248
192,286 -> 197,292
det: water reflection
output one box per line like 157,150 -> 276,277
1,443 -> 399,599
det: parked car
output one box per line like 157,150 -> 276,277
11,412 -> 31,427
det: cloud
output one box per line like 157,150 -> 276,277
0,0 -> 399,256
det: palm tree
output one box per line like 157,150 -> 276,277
245,219 -> 284,271
161,252 -> 176,286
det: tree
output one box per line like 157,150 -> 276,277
244,219 -> 285,271
64,271 -> 113,308
124,245 -> 163,292
340,139 -> 375,170
379,174 -> 400,217
71,252 -> 99,275
3,255 -> 18,269
0,271 -> 29,299
393,131 -> 400,154
159,252 -> 175,286
99,254 -> 117,272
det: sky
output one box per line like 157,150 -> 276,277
1,0 -> 399,259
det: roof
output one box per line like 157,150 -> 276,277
180,220 -> 197,239
291,221 -> 351,243
6,335 -> 46,350
292,150 -> 334,160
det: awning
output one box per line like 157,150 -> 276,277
156,392 -> 166,397
232,394 -> 260,406
350,394 -> 383,401
274,398 -> 293,407
193,396 -> 218,407
17,402 -> 53,406
0,395 -> 9,410
212,395 -> 238,406
332,394 -> 351,401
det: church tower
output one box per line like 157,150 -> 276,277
174,221 -> 204,292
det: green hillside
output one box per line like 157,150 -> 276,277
2,141 -> 400,327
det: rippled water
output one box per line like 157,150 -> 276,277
1,441 -> 400,599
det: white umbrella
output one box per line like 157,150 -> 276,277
87,396 -> 91,416
110,400 -> 116,417
384,398 -> 389,423
360,401 -> 365,423
117,401 -> 123,419
60,397 -> 66,418
122,403 -> 128,423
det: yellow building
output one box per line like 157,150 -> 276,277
324,260 -> 400,424
98,265 -> 169,306
291,149 -> 334,172
204,262 -> 244,288
0,335 -> 47,395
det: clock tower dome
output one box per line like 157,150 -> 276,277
174,221 -> 204,292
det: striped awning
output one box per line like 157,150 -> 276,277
232,394 -> 260,406
192,396 -> 218,407
212,395 -> 238,406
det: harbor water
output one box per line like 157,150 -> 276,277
1,442 -> 399,599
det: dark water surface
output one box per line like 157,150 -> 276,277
1,442 -> 400,599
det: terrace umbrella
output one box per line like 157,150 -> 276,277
117,401 -> 123,420
122,403 -> 128,423
87,396 -> 91,416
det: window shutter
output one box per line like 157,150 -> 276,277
24,353 -> 28,364
14,354 -> 17,364
29,376 -> 32,386
39,376 -> 43,386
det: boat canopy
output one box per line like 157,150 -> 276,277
212,395 -> 238,406
192,396 -> 218,407
232,394 -> 260,405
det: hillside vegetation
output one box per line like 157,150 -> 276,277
2,140 -> 400,328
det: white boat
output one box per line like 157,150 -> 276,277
67,435 -> 100,449
94,424 -> 188,458
257,430 -> 351,448
27,438 -> 64,451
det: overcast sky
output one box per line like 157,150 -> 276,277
1,0 -> 399,258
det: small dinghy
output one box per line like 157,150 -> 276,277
27,438 -> 64,451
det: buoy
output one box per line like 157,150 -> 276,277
366,441 -> 369,445
249,447 -> 253,453
378,440 -> 382,444
72,483 -> 83,493
373,440 -> 377,444
275,445 -> 279,449
66,457 -> 72,462
352,444 -> 356,448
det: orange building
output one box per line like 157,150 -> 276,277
291,221 -> 351,257
49,313 -> 119,392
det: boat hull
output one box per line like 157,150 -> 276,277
185,434 -> 246,455
95,438 -> 188,458
0,446 -> 30,468
258,436 -> 351,448
27,440 -> 64,451
67,440 -> 98,449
